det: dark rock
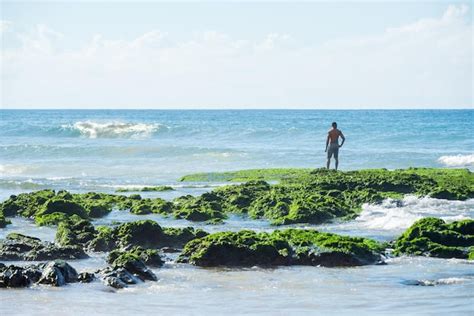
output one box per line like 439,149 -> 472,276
108,247 -> 164,268
103,268 -> 141,289
0,264 -> 42,288
0,233 -> 88,261
112,253 -> 157,281
38,260 -> 78,286
78,272 -> 95,283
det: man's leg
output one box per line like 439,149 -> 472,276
327,158 -> 330,169
335,158 -> 339,170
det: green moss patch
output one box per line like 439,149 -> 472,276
178,229 -> 385,267
394,218 -> 474,259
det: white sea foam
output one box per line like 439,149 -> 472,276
353,195 -> 474,231
64,121 -> 166,138
438,154 -> 474,167
0,164 -> 30,175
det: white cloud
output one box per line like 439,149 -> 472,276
0,5 -> 472,108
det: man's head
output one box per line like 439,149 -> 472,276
332,122 -> 337,128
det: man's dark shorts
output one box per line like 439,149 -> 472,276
327,143 -> 339,159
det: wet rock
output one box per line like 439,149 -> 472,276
108,247 -> 164,268
88,220 -> 208,251
0,233 -> 88,261
0,264 -> 43,288
77,272 -> 95,283
99,255 -> 157,289
394,218 -> 474,259
178,229 -> 385,267
102,268 -> 141,289
111,253 -> 158,281
0,210 -> 11,228
38,260 -> 78,286
55,217 -> 96,247
0,266 -> 31,287
160,247 -> 180,253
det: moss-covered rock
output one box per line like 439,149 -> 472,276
393,218 -> 474,259
161,227 -> 208,248
178,229 -> 385,267
108,247 -> 164,267
176,167 -> 473,225
172,193 -> 227,221
0,190 -> 56,217
129,198 -> 173,215
55,217 -> 97,247
88,220 -> 208,252
179,168 -> 312,182
107,252 -> 157,281
0,190 -> 123,224
88,226 -> 115,252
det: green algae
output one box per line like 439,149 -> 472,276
178,229 -> 385,267
393,218 -> 474,259
55,216 -> 97,247
1,168 -> 472,228
129,198 -> 173,215
116,186 -> 174,192
176,167 -> 473,225
108,247 -> 164,267
172,193 -> 227,222
88,220 -> 209,252
179,168 -> 312,182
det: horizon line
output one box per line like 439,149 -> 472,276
1,107 -> 473,111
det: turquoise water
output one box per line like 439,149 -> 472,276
1,110 -> 473,194
0,110 -> 473,315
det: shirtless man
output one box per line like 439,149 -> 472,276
325,122 -> 345,170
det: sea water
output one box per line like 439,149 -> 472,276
0,109 -> 473,315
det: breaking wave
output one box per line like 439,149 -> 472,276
438,154 -> 474,167
353,195 -> 474,231
62,121 -> 167,139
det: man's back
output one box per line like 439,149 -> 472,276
328,128 -> 341,143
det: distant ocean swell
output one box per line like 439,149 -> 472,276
2,120 -> 303,139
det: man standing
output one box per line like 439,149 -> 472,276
325,122 -> 345,170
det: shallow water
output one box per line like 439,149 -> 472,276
2,257 -> 473,315
1,110 -> 473,315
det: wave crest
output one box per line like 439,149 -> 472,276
63,121 -> 166,139
354,195 -> 474,231
438,154 -> 474,167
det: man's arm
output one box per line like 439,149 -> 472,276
339,131 -> 345,148
325,133 -> 330,152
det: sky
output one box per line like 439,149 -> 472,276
0,1 -> 472,109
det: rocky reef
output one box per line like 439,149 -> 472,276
393,217 -> 474,259
1,168 -> 472,227
0,167 -> 472,291
178,229 -> 386,267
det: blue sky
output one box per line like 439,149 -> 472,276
1,1 -> 472,109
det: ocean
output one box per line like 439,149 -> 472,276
0,109 -> 473,315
